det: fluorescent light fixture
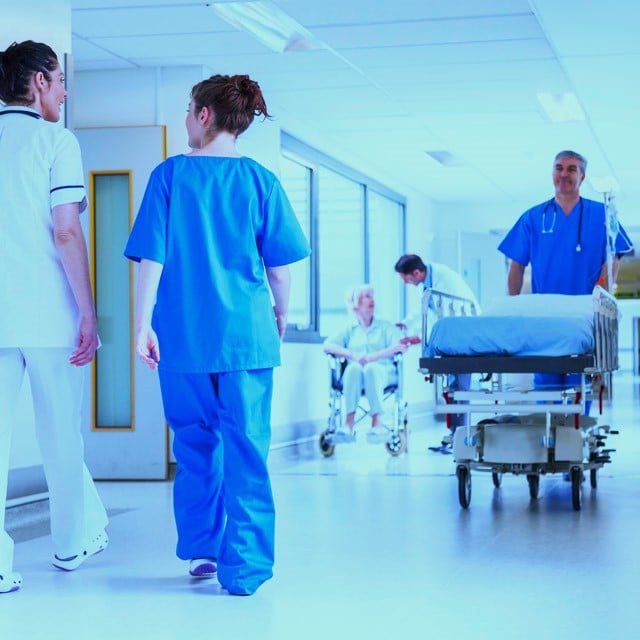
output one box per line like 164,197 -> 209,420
208,1 -> 326,53
589,175 -> 620,193
536,91 -> 586,123
424,150 -> 465,167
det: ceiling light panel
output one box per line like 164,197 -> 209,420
536,91 -> 586,123
209,1 -> 327,53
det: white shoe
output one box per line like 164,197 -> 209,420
0,571 -> 22,594
333,427 -> 356,444
189,558 -> 217,578
52,530 -> 109,572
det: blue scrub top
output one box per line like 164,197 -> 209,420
498,197 -> 633,295
125,155 -> 310,373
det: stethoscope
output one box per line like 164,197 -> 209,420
541,197 -> 584,252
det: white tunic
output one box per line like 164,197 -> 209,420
402,261 -> 481,336
0,106 -> 87,347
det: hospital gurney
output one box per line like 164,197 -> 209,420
419,286 -> 619,511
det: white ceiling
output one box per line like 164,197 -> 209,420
69,0 -> 640,212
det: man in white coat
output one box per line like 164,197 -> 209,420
395,254 -> 479,453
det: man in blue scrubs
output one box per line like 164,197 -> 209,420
499,150 -> 633,390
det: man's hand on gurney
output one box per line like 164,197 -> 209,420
400,335 -> 421,346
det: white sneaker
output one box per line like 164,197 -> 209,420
189,558 -> 217,578
52,530 -> 109,572
0,571 -> 22,594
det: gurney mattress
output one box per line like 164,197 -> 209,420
427,316 -> 594,357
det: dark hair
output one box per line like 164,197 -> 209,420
394,254 -> 426,275
0,40 -> 59,104
190,74 -> 271,137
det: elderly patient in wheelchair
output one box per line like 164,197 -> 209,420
323,285 -> 407,445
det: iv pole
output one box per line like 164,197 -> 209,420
603,191 -> 618,294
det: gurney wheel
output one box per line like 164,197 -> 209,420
590,469 -> 598,489
319,432 -> 335,458
457,466 -> 471,509
527,474 -> 539,500
492,472 -> 502,489
571,467 -> 583,511
385,430 -> 407,457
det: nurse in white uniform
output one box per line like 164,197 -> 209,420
0,40 -> 108,594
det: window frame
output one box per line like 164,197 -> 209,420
280,132 -> 407,343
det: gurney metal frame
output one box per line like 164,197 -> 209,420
419,286 -> 619,511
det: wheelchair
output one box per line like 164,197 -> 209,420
319,353 -> 408,457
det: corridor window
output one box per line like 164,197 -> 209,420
280,155 -> 312,330
280,133 -> 406,341
318,167 -> 365,337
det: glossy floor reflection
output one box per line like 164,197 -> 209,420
1,374 -> 638,640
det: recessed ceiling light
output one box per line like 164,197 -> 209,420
424,150 -> 465,167
536,92 -> 586,123
208,1 -> 326,53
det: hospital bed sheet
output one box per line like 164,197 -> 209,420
426,316 -> 594,357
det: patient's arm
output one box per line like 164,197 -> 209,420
323,343 -> 354,359
507,260 -> 525,295
366,342 -> 408,363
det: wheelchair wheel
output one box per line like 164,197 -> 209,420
492,472 -> 502,489
527,474 -> 539,500
571,467 -> 583,511
319,432 -> 335,458
457,465 -> 471,509
385,430 -> 407,456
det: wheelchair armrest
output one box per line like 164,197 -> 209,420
326,353 -> 346,369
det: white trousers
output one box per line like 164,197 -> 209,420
342,362 -> 395,417
0,348 -> 108,572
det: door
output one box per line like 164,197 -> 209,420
76,126 -> 168,479
458,231 -> 508,309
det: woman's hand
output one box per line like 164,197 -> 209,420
135,325 -> 160,370
69,314 -> 99,366
357,354 -> 370,366
274,307 -> 288,339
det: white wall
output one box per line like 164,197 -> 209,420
2,1 -> 72,475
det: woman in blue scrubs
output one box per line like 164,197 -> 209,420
499,150 -> 633,391
125,74 -> 310,595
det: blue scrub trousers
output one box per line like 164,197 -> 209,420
159,368 -> 275,595
534,373 -> 591,415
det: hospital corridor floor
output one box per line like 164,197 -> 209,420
2,375 -> 640,640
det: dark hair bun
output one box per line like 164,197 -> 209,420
0,40 -> 58,104
190,73 -> 271,136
